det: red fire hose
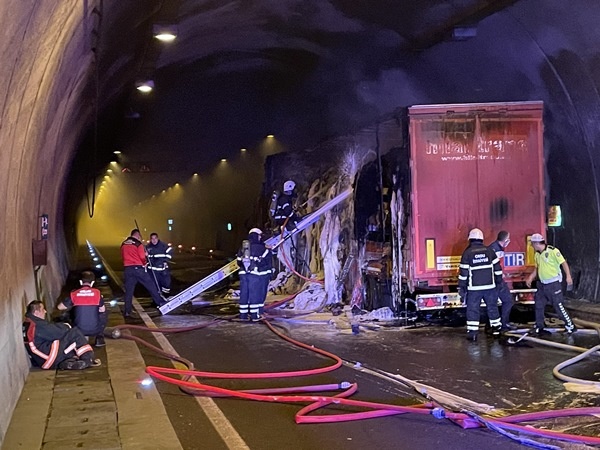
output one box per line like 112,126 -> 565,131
112,318 -> 600,446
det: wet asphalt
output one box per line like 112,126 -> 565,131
98,247 -> 600,450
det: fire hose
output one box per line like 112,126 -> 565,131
107,318 -> 600,447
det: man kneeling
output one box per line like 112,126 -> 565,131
23,300 -> 101,370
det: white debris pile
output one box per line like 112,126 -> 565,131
287,282 -> 327,312
224,289 -> 240,299
356,307 -> 395,322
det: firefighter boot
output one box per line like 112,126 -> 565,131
58,358 -> 88,370
466,331 -> 478,342
95,335 -> 106,347
491,325 -> 502,337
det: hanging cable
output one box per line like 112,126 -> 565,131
85,1 -> 103,218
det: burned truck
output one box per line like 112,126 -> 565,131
262,101 -> 546,317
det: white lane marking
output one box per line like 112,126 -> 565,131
133,301 -> 250,450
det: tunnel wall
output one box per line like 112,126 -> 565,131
0,0 -> 96,441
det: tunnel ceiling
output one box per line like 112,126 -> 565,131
90,0 -> 518,167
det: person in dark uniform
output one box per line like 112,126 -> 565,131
458,228 -> 503,341
120,229 -> 166,317
526,233 -> 576,334
146,232 -> 173,295
488,230 -> 515,331
271,180 -> 300,232
236,228 -> 273,321
57,271 -> 107,347
23,300 -> 101,370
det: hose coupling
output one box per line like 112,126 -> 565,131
104,327 -> 122,339
339,381 -> 352,389
431,407 -> 445,419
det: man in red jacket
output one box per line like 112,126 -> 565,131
121,229 -> 166,317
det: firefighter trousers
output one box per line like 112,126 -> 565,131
466,288 -> 501,333
123,266 -> 165,315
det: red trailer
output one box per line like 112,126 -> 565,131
404,102 -> 545,310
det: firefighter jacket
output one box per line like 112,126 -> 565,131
62,286 -> 104,335
236,233 -> 273,277
272,192 -> 297,226
23,313 -> 71,369
121,235 -> 147,267
146,240 -> 172,271
458,241 -> 502,291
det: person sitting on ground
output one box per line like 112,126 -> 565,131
23,300 -> 101,370
57,271 -> 107,347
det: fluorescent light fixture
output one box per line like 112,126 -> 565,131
136,80 -> 155,93
153,24 -> 178,42
266,134 -> 274,138
155,32 -> 176,42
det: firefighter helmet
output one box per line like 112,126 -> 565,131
283,180 -> 295,192
249,228 -> 263,235
468,228 -> 484,240
530,233 -> 545,243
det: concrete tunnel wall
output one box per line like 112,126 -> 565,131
2,0 -> 600,441
0,1 -> 101,440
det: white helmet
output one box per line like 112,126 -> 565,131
249,228 -> 262,235
283,180 -> 295,192
530,233 -> 545,243
468,228 -> 484,240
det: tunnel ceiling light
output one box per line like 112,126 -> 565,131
136,80 -> 154,93
240,148 -> 247,152
113,150 -> 121,155
220,158 -> 227,162
266,134 -> 274,138
153,24 -> 178,42
154,32 -> 177,42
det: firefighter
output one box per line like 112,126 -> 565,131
236,228 -> 273,321
57,271 -> 107,347
488,230 -> 516,331
23,300 -> 101,370
525,233 -> 576,334
146,232 -> 173,295
458,228 -> 503,341
121,229 -> 166,317
271,180 -> 300,233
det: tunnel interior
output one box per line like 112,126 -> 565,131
2,0 -> 600,439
